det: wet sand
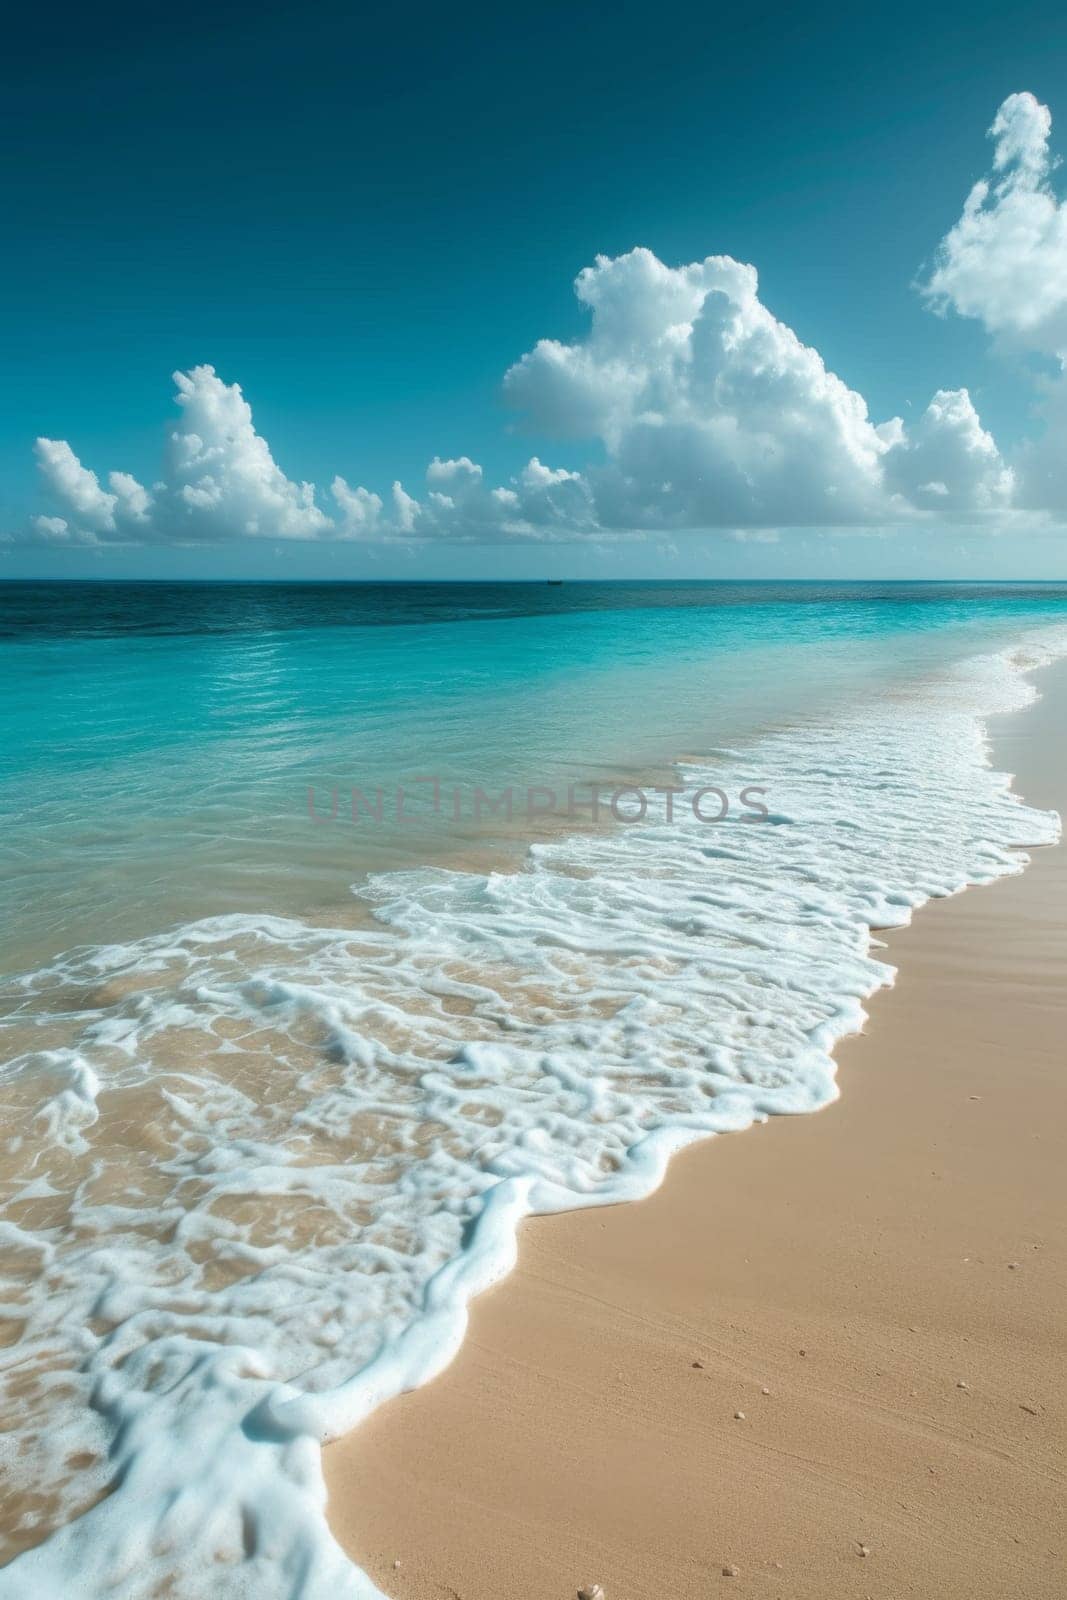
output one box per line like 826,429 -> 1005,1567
325,660 -> 1067,1600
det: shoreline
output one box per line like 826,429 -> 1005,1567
324,657 -> 1067,1599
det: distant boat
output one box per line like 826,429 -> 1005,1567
547,578 -> 563,586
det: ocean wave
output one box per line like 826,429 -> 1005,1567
1,632 -> 1063,1598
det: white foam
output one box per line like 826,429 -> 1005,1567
0,632 -> 1063,1598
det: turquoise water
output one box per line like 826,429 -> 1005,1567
5,580 -> 1067,969
3,579 -> 1067,1599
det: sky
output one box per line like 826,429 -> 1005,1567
3,0 -> 1067,580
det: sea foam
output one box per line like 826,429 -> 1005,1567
0,635 -> 1062,1597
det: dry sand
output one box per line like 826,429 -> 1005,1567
325,660 -> 1067,1600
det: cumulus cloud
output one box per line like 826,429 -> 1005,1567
922,92 -> 1067,356
32,368 -> 329,546
330,475 -> 383,534
503,247 -> 1019,529
883,388 -> 1013,511
165,366 -> 333,540
921,91 -> 1067,516
31,514 -> 81,543
410,453 -> 598,539
34,438 -> 152,541
505,249 -> 902,528
29,366 -> 597,546
33,202 -> 1046,547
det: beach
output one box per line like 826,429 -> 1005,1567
324,658 -> 1067,1598
4,584 -> 1066,1600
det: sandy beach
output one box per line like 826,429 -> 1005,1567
325,659 -> 1067,1600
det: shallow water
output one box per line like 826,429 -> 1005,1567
2,581 -> 1067,1597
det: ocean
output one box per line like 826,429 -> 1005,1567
2,579 -> 1067,1597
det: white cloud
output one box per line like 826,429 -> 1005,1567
510,457 -> 598,534
29,366 -> 595,546
35,440 -> 114,533
167,366 -> 333,541
33,440 -> 153,543
884,388 -> 1013,511
31,218 -> 1042,548
31,514 -> 81,543
920,91 -> 1067,517
32,368 -> 329,546
408,453 -> 598,539
922,91 -> 1067,357
504,246 -> 1009,529
109,471 -> 152,523
330,475 -> 383,537
390,480 -> 419,535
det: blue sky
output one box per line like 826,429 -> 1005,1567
3,0 -> 1067,579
